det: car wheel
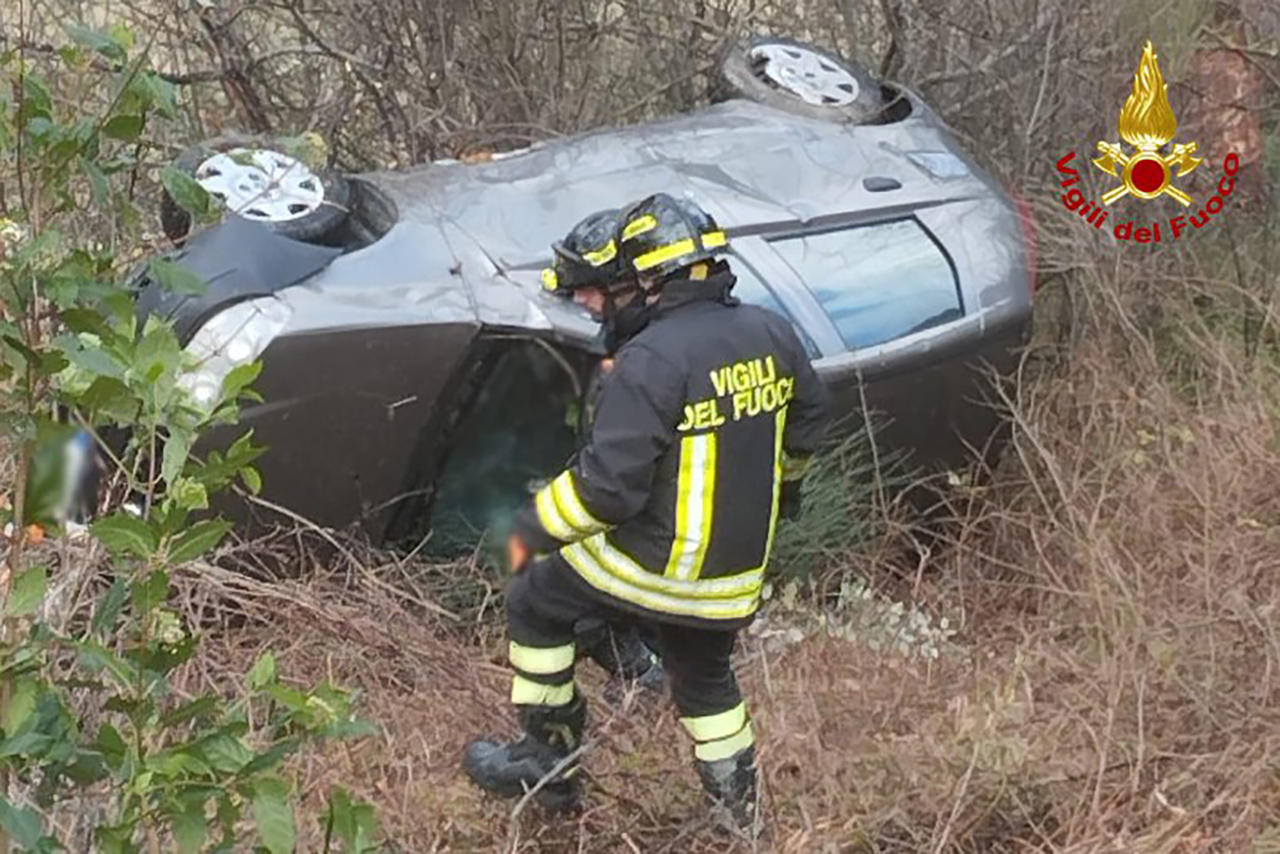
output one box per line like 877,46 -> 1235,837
160,134 -> 351,244
717,36 -> 884,123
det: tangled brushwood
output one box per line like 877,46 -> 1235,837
3,0 -> 1280,851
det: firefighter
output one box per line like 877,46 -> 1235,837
463,194 -> 831,832
539,207 -> 668,696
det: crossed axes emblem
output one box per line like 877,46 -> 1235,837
1092,140 -> 1202,207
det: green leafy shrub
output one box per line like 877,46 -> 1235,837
0,25 -> 380,853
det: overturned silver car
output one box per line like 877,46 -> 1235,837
129,36 -> 1037,555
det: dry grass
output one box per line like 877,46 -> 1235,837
11,222 -> 1280,851
150,310 -> 1280,851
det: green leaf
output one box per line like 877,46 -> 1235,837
95,822 -> 137,854
3,677 -> 39,734
76,641 -> 139,686
252,777 -> 296,854
149,748 -> 211,778
80,157 -> 110,205
159,695 -> 219,729
96,723 -> 128,770
0,795 -> 48,850
200,733 -> 253,774
91,513 -> 158,557
131,569 -> 170,616
21,73 -> 53,121
167,519 -> 231,564
160,166 -> 211,218
221,361 -> 262,401
236,739 -> 299,779
130,318 -> 183,392
61,337 -> 125,379
65,751 -> 109,786
6,565 -> 48,617
248,651 -> 276,690
148,257 -> 206,296
0,729 -> 53,759
143,75 -> 179,120
91,578 -> 129,635
64,24 -> 128,63
240,466 -> 263,495
171,800 -> 207,854
325,787 -> 378,853
4,334 -> 42,369
102,114 -> 143,142
162,430 -> 193,487
168,479 -> 209,512
80,376 -> 138,424
264,683 -> 308,713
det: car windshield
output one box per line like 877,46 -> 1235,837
768,218 -> 962,350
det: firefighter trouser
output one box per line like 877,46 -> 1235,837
506,553 -> 754,763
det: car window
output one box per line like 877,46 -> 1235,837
726,254 -> 822,359
768,218 -> 962,350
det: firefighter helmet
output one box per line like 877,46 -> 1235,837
617,194 -> 728,278
541,208 -> 625,296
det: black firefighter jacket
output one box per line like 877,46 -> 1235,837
515,267 -> 831,627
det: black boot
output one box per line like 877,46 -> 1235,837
696,745 -> 759,835
463,694 -> 587,811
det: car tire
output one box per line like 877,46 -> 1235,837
160,134 -> 351,244
716,36 -> 885,124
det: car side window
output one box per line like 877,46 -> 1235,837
726,255 -> 822,359
768,218 -> 962,351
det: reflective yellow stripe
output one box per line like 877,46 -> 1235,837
781,450 -> 811,483
541,268 -> 559,291
681,702 -> 746,742
633,238 -> 696,272
536,484 -> 579,541
662,432 -> 717,581
695,721 -> 755,762
583,240 -> 617,266
632,230 -> 727,272
581,535 -> 760,598
561,537 -> 762,621
621,214 -> 657,241
695,436 -> 718,579
664,437 -> 695,577
551,472 -> 609,536
511,675 -> 574,706
509,641 -> 575,675
758,407 -> 788,570
537,472 -> 612,543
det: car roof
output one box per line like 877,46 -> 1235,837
268,95 -> 1016,349
360,96 -> 998,273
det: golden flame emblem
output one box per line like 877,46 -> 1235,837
1093,41 -> 1202,206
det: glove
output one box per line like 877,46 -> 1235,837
779,480 -> 804,521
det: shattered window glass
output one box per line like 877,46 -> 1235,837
769,218 -> 962,350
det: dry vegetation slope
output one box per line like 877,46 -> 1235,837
8,0 -> 1280,849
176,306 -> 1280,852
